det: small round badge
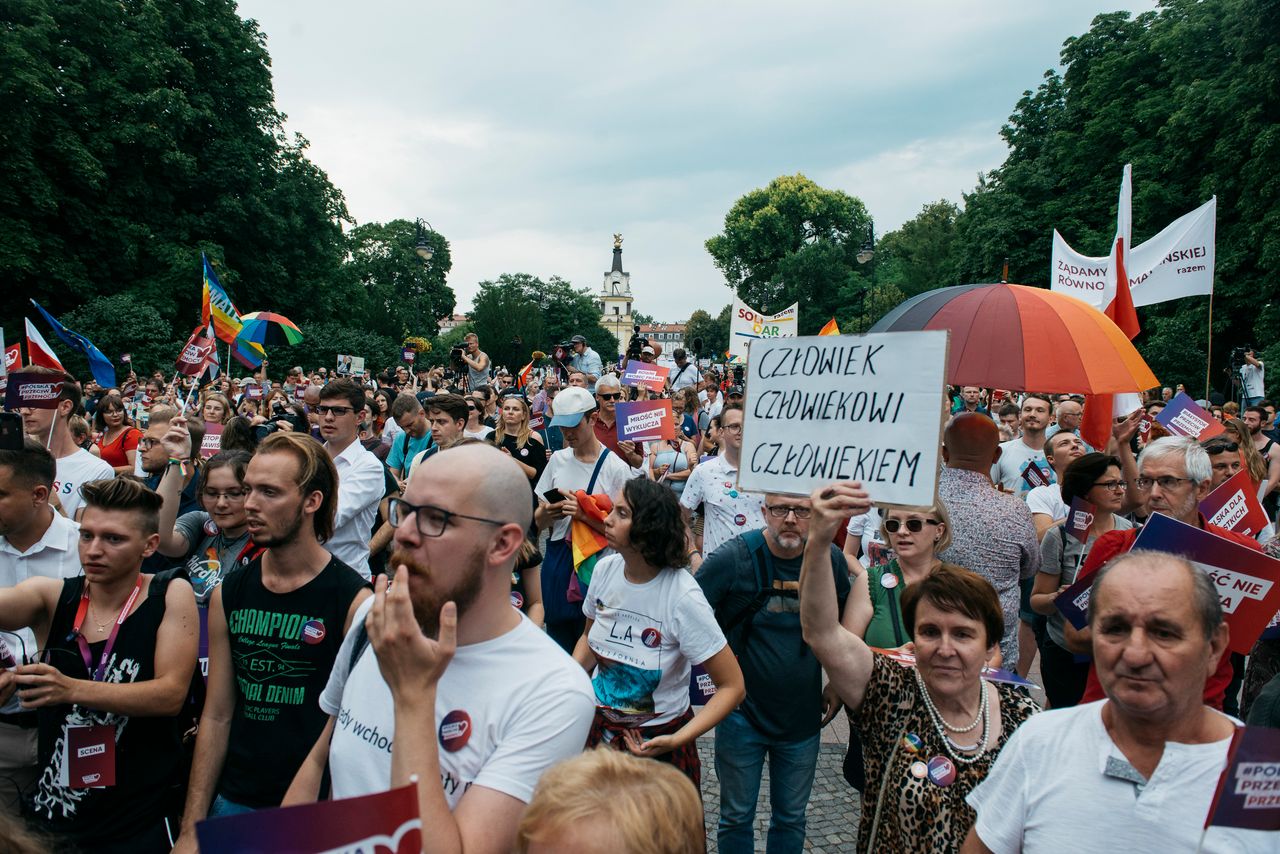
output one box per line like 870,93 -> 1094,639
734,513 -> 747,526
909,760 -> 928,779
901,733 -> 923,754
880,573 -> 899,589
641,628 -> 662,648
519,448 -> 528,457
439,710 -> 472,752
203,519 -> 219,536
301,619 -> 326,645
927,755 -> 957,787
728,490 -> 739,498
510,590 -> 524,609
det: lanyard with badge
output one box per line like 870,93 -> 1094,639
59,577 -> 143,788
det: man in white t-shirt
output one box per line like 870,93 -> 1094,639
681,404 -> 766,569
1241,349 -> 1265,406
1026,429 -> 1087,540
991,393 -> 1053,496
668,349 -> 698,394
320,380 -> 385,579
963,552 -> 1271,853
283,445 -> 594,853
534,387 -> 636,651
18,366 -> 114,519
0,440 -> 82,810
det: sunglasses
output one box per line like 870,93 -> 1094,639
598,393 -> 623,401
1203,441 -> 1239,454
884,518 -> 940,534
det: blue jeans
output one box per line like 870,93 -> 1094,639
715,709 -> 820,854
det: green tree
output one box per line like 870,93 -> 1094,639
470,274 -> 618,374
60,294 -> 181,379
705,174 -> 873,335
340,220 -> 456,342
632,312 -> 656,326
876,201 -> 961,297
0,0 -> 350,347
286,321 -> 402,377
945,0 -> 1280,390
684,305 -> 731,359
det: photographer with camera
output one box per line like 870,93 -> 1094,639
455,332 -> 490,392
569,334 -> 603,393
1241,347 -> 1265,406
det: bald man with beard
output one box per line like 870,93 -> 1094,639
937,414 -> 1041,671
284,445 -> 595,854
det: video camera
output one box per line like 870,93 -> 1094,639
449,345 -> 466,370
626,325 -> 648,361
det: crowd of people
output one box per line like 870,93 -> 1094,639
0,330 -> 1275,853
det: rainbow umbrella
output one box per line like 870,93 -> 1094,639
236,311 -> 304,348
869,283 -> 1157,393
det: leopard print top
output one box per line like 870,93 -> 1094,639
852,653 -> 1039,853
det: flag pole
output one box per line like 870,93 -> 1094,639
46,410 -> 58,450
1204,290 -> 1215,400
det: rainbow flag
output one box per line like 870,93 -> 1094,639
818,317 -> 840,336
202,254 -> 245,345
570,491 -> 612,589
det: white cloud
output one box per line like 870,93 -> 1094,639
239,0 -> 1159,324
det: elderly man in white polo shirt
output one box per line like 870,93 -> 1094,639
0,440 -> 82,810
680,403 -> 766,570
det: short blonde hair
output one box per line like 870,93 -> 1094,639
516,749 -> 704,854
881,496 -> 954,555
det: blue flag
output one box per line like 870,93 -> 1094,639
29,300 -> 117,388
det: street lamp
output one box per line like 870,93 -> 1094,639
414,219 -> 435,262
855,221 -> 875,331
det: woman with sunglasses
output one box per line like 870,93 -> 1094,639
1222,417 -> 1269,493
801,481 -> 1038,854
491,394 -> 546,483
93,393 -> 144,475
573,478 -> 745,787
1029,453 -> 1131,708
843,501 -> 956,651
464,396 -> 495,440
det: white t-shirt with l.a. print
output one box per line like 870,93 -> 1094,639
582,554 -> 726,726
320,599 -> 595,805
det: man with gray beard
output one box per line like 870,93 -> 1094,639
283,444 -> 594,854
696,493 -> 852,854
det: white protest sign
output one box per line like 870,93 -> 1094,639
1049,196 -> 1216,309
728,298 -> 799,360
738,331 -> 948,505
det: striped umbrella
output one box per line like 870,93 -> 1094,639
236,311 -> 304,347
870,283 -> 1157,393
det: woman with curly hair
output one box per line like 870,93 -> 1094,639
572,478 -> 745,786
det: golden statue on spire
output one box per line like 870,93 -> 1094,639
613,233 -> 623,249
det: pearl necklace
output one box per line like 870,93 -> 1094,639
915,668 -> 991,764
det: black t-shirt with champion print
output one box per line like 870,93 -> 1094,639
217,555 -> 369,808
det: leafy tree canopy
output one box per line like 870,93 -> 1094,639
470,274 -> 618,374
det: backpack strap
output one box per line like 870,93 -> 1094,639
586,447 -> 611,494
720,530 -> 775,652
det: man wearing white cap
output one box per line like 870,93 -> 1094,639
533,387 -> 635,651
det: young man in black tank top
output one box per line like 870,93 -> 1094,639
172,433 -> 370,850
0,478 -> 197,852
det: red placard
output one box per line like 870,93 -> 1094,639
1200,470 -> 1270,538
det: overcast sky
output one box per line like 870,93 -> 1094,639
237,1 -> 1155,322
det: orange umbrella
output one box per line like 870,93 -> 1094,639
870,283 -> 1157,393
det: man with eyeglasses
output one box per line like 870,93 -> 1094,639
591,375 -> 644,469
319,379 -> 385,580
284,445 -> 594,854
173,433 -> 370,848
696,493 -> 852,853
1075,436 -> 1261,712
681,405 -> 766,570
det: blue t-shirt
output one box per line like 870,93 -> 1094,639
387,430 -> 434,474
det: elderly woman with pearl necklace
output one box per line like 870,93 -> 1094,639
799,481 -> 1039,853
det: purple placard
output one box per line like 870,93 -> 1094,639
4,372 -> 63,410
1065,496 -> 1097,545
620,359 -> 668,392
616,400 -> 675,443
1205,725 -> 1280,831
1156,391 -> 1226,440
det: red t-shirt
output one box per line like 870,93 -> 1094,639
1077,516 -> 1260,709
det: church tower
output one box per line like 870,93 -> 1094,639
599,233 -> 633,354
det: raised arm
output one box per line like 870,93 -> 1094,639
156,414 -> 196,557
800,482 -> 875,712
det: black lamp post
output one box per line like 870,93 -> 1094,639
412,219 -> 435,340
855,220 -> 875,331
